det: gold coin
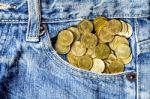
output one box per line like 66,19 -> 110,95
68,27 -> 80,41
118,21 -> 128,36
67,52 -> 79,66
70,41 -> 86,56
126,23 -> 133,38
78,56 -> 93,70
118,21 -> 133,38
106,19 -> 122,35
80,33 -> 98,48
86,48 -> 96,58
98,29 -> 114,43
55,43 -> 70,54
77,19 -> 93,34
90,58 -> 105,73
108,60 -> 124,73
118,23 -> 133,38
120,53 -> 133,64
109,36 -> 129,50
94,16 -> 108,31
94,16 -> 107,23
95,44 -> 111,59
57,30 -> 74,46
103,62 -> 111,73
104,54 -> 117,64
98,38 -> 105,44
115,44 -> 131,59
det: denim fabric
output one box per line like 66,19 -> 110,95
0,0 -> 149,99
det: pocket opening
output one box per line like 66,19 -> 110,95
41,19 -> 136,78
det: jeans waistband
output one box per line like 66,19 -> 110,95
0,0 -> 149,23
0,0 -> 149,42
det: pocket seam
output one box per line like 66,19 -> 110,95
41,31 -> 135,80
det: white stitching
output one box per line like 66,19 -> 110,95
0,14 -> 149,23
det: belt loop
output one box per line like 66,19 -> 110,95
26,0 -> 41,42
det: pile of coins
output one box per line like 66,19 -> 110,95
55,16 -> 133,74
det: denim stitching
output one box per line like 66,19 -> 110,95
0,13 -> 149,23
135,18 -> 140,99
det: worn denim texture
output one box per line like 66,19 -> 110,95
0,0 -> 149,99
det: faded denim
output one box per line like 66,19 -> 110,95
0,0 -> 149,99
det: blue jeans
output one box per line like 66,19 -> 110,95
0,0 -> 149,99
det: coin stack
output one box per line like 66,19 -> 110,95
55,16 -> 133,74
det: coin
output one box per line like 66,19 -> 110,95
108,60 -> 124,73
98,29 -> 114,43
78,19 -> 93,34
55,43 -> 70,54
70,41 -> 86,56
120,53 -> 133,64
118,21 -> 133,38
105,54 -> 117,64
95,44 -> 111,59
115,44 -> 131,59
90,58 -> 105,73
98,38 -> 105,44
94,16 -> 108,32
94,16 -> 107,24
126,23 -> 133,38
80,33 -> 98,48
103,62 -> 111,73
67,52 -> 79,66
106,19 -> 122,35
78,56 -> 93,70
118,21 -> 128,36
57,30 -> 74,46
68,27 -> 80,41
109,36 -> 129,50
86,48 -> 96,58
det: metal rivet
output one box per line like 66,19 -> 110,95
126,72 -> 136,82
40,24 -> 47,36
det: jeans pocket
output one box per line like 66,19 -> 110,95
41,24 -> 136,99
41,18 -> 136,76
